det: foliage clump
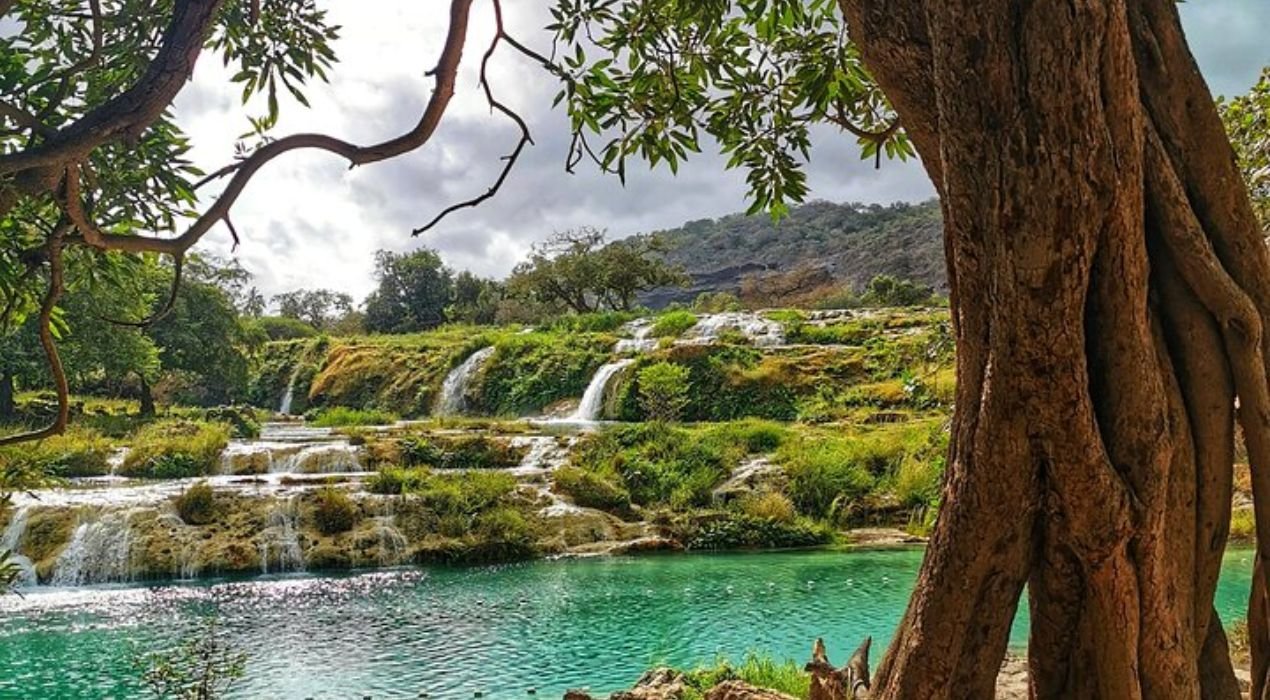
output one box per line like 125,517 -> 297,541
119,420 -> 230,479
649,310 -> 698,338
311,487 -> 359,535
175,482 -> 218,526
553,466 -> 631,512
637,362 -> 692,423
309,407 -> 397,428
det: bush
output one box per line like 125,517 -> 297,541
684,654 -> 810,700
203,407 -> 260,438
736,491 -> 796,524
543,310 -> 640,333
553,466 -> 631,512
691,292 -> 743,313
650,310 -> 698,338
253,315 -> 319,340
572,424 -> 731,508
778,436 -> 876,520
311,487 -> 359,535
0,428 -> 113,478
309,407 -> 397,427
893,452 -> 944,508
175,482 -> 217,525
120,420 -> 231,479
679,512 -> 831,551
637,362 -> 691,423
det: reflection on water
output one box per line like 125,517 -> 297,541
0,548 -> 1255,699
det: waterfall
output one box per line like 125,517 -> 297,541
278,366 -> 301,415
270,443 -> 362,474
569,359 -> 635,422
51,510 -> 135,586
367,516 -> 408,567
681,312 -> 786,347
258,497 -> 304,574
435,346 -> 495,416
1,507 -> 35,587
615,319 -> 658,353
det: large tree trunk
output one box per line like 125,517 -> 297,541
0,371 -> 13,419
837,0 -> 1270,697
138,374 -> 156,418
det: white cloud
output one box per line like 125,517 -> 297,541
171,1 -> 1269,302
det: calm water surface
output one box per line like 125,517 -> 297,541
0,548 -> 1255,699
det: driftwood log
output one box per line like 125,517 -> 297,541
806,638 -> 872,700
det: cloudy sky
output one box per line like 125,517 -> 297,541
174,2 -> 1270,302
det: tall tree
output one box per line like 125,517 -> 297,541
272,288 -> 353,330
363,248 -> 454,334
547,1 -> 1270,696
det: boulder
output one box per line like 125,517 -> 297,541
610,668 -> 688,700
705,681 -> 798,700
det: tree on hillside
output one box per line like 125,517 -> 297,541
447,271 -> 502,325
859,275 -> 934,308
363,249 -> 454,334
506,228 -> 686,313
140,257 -> 257,412
272,288 -> 353,330
547,1 -> 1270,696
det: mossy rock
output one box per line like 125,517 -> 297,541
305,543 -> 353,569
22,507 -> 76,563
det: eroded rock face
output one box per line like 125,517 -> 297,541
705,680 -> 798,700
610,668 -> 688,700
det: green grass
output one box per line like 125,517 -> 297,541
649,310 -> 698,338
309,407 -> 398,427
118,419 -> 230,479
0,426 -> 114,478
682,654 -> 811,700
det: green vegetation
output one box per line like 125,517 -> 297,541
637,362 -> 692,423
174,482 -> 218,526
308,407 -> 397,428
133,619 -> 246,700
0,427 -> 113,478
649,310 -> 698,338
119,420 -> 231,479
553,466 -> 632,512
682,654 -> 811,700
311,488 -> 359,535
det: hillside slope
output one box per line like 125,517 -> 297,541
636,199 -> 945,307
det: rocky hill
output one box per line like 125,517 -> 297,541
635,199 -> 945,307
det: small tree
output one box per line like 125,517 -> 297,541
506,228 -> 686,313
363,248 -> 454,334
133,619 -> 246,700
272,289 -> 354,330
637,362 -> 691,423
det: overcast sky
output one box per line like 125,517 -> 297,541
173,2 -> 1270,302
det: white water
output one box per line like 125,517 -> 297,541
568,359 -> 635,422
615,318 -> 658,353
1,507 -> 36,587
278,367 -> 302,415
258,497 -> 304,574
51,510 -> 135,586
435,347 -> 495,416
680,311 -> 785,347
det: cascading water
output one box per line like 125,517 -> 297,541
615,319 -> 658,353
435,347 -> 495,416
1,506 -> 35,587
278,367 -> 301,415
568,359 -> 635,422
367,515 -> 408,567
258,497 -> 304,574
51,510 -> 135,586
681,311 -> 785,347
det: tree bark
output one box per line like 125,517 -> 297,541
0,371 -> 13,419
138,374 -> 155,418
837,0 -> 1267,697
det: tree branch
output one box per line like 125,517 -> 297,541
415,0 -> 547,235
0,228 -> 69,447
59,0 -> 478,256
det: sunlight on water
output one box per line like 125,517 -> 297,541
0,549 -> 1254,699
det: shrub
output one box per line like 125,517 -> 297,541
553,466 -> 631,512
679,512 -> 831,551
253,315 -> 320,340
691,292 -> 743,313
120,420 -> 231,479
736,491 -> 796,524
0,428 -> 113,478
543,310 -> 640,333
203,407 -> 260,438
650,310 -> 698,338
475,332 -> 615,415
684,654 -> 811,700
365,467 -> 431,495
175,482 -> 217,525
1231,507 -> 1256,541
572,424 -> 731,508
893,453 -> 944,508
778,436 -> 875,520
638,362 -> 691,423
310,407 -> 397,427
311,487 -> 359,535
